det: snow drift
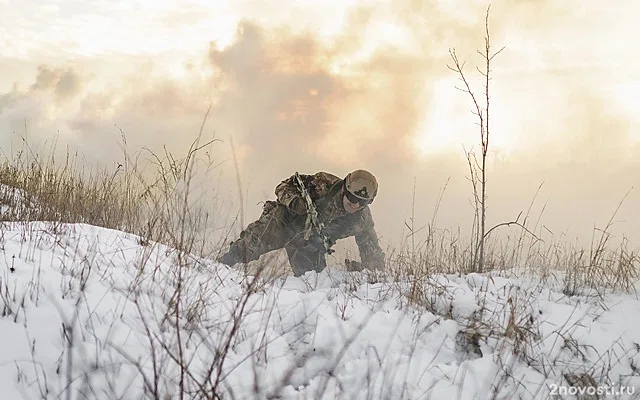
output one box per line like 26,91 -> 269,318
0,222 -> 639,399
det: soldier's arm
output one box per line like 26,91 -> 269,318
354,207 -> 386,270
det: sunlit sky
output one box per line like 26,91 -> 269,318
1,0 -> 640,248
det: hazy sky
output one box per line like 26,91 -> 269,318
1,0 -> 639,252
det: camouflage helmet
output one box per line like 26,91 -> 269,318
344,169 -> 378,202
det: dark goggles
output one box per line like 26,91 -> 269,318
344,189 -> 371,207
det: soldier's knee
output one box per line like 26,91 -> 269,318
288,247 -> 326,276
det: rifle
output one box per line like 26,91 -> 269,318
293,172 -> 335,254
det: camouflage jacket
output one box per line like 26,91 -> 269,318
275,172 -> 385,270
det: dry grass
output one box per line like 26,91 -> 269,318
3,132 -> 638,312
3,132 -> 636,296
383,180 -> 639,310
0,132 -> 229,259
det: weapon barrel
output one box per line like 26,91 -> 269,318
293,172 -> 334,254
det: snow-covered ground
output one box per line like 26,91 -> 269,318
1,222 -> 639,399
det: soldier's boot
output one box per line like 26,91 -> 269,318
218,228 -> 271,267
217,243 -> 247,266
218,231 -> 273,266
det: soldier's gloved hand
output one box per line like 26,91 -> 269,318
306,233 -> 334,254
288,197 -> 307,215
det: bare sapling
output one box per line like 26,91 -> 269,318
448,5 -> 505,273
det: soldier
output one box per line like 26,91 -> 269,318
217,169 -> 386,276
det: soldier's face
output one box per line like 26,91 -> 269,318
342,191 -> 364,214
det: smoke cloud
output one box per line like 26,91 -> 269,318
1,0 -> 639,249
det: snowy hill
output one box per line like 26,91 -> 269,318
1,222 -> 639,399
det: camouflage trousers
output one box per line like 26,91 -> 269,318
218,201 -> 327,276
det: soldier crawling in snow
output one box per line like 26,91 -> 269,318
217,169 -> 386,276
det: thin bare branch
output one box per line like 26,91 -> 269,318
490,46 -> 507,61
484,219 -> 542,243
